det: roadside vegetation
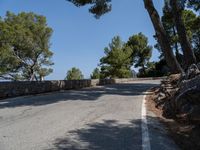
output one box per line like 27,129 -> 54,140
65,67 -> 84,80
0,12 -> 53,81
67,0 -> 200,149
1,1 -> 199,81
99,33 -> 153,78
0,0 -> 200,148
68,0 -> 200,72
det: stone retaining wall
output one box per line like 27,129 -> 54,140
0,77 -> 164,99
0,79 -> 114,99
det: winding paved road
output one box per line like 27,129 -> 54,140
0,80 -> 179,150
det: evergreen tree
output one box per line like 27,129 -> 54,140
67,0 -> 184,73
126,33 -> 152,76
65,67 -> 84,80
90,68 -> 100,79
67,0 -> 200,72
0,11 -> 54,81
99,36 -> 133,79
161,4 -> 200,64
169,0 -> 196,67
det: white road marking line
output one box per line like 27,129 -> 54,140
141,93 -> 151,150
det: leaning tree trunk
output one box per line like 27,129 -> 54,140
170,0 -> 196,68
143,0 -> 183,74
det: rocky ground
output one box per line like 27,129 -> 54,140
146,64 -> 200,150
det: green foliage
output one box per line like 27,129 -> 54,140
164,0 -> 200,12
100,36 -> 133,79
99,34 -> 153,78
0,11 -> 53,81
182,10 -> 200,63
67,0 -> 111,18
187,0 -> 200,11
138,60 -> 170,77
37,68 -> 53,81
126,33 -> 152,76
90,68 -> 100,79
65,67 -> 84,80
68,0 -> 197,71
156,3 -> 200,65
193,30 -> 200,62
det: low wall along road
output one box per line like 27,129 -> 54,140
0,77 -> 165,99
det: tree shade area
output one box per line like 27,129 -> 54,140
0,11 -> 53,81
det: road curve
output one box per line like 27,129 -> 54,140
0,80 -> 178,150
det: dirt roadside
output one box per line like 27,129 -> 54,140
146,87 -> 200,150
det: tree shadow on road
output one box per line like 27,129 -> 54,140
46,119 -> 142,150
0,83 -> 158,108
46,116 -> 179,150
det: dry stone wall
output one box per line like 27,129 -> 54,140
0,77 -> 163,99
0,79 -> 115,99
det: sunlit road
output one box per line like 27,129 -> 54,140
0,80 -> 178,150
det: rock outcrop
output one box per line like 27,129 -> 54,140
155,64 -> 200,124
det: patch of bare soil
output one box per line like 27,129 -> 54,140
146,87 -> 200,150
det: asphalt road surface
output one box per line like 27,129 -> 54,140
0,80 -> 179,150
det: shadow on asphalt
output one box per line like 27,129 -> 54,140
0,83 -> 158,109
46,116 -> 172,150
47,116 -> 178,150
46,119 -> 142,150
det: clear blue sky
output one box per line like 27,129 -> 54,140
0,0 -> 164,80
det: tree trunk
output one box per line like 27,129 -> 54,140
29,68 -> 35,81
143,0 -> 183,74
170,0 -> 196,68
172,26 -> 179,54
142,64 -> 146,75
